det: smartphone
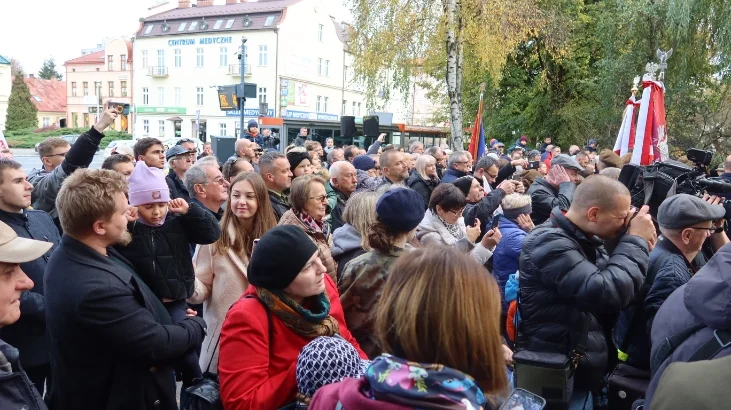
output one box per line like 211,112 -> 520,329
499,388 -> 547,410
490,214 -> 501,230
511,174 -> 522,181
107,101 -> 130,115
527,161 -> 540,170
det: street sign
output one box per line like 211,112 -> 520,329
88,107 -> 98,114
217,84 -> 257,111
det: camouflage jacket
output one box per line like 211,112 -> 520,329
338,248 -> 405,359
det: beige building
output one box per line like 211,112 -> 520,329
0,56 -> 10,132
25,75 -> 67,128
65,38 -> 133,132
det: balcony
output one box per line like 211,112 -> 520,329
228,64 -> 252,76
147,66 -> 169,77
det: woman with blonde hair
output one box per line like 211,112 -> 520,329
407,154 -> 439,209
310,246 -> 509,409
189,172 -> 277,373
331,191 -> 380,281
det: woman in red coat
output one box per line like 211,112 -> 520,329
218,225 -> 366,410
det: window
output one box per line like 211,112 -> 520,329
196,87 -> 204,106
220,123 -> 227,136
83,82 -> 89,96
342,100 -> 346,115
264,16 -> 274,27
357,102 -> 362,116
174,49 -> 181,67
121,81 -> 127,97
42,117 -> 51,127
157,50 -> 165,67
33,96 -> 42,102
178,22 -> 187,32
142,87 -> 149,105
219,47 -> 227,67
71,82 -> 77,97
317,58 -> 323,75
121,55 -> 127,71
196,48 -> 204,67
143,119 -> 149,135
318,24 -> 324,42
324,60 -> 330,76
144,24 -> 154,34
352,101 -> 356,115
141,50 -> 148,68
258,45 -> 267,66
189,21 -> 198,31
214,20 -> 223,29
83,114 -> 89,127
174,87 -> 181,106
324,96 -> 329,112
158,120 -> 165,138
258,87 -> 267,104
108,81 -> 115,97
225,19 -> 235,29
157,87 -> 164,105
108,55 -> 114,71
316,96 -> 322,112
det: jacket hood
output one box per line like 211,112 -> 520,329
332,224 -> 363,257
684,242 -> 731,329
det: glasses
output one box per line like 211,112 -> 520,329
45,152 -> 68,158
448,207 -> 465,216
309,195 -> 328,203
687,226 -> 716,234
202,177 -> 227,186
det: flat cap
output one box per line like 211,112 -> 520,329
551,154 -> 584,172
166,145 -> 190,161
657,193 -> 726,229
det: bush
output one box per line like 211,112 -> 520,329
6,128 -> 132,149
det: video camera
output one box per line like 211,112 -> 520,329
618,148 -> 731,216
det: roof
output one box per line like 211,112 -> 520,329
144,0 -> 301,21
64,50 -> 104,65
0,55 -> 9,65
24,77 -> 67,113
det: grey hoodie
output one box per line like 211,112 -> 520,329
332,224 -> 363,258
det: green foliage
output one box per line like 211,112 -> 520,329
5,127 -> 132,149
37,57 -> 63,80
6,74 -> 38,131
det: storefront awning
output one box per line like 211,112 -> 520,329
167,117 -> 183,121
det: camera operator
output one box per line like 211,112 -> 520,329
614,193 -> 729,371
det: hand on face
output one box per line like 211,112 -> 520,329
627,205 -> 657,250
168,198 -> 190,215
546,164 -> 571,186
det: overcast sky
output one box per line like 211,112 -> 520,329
0,0 -> 350,75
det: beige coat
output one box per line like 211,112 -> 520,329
189,240 -> 249,374
278,209 -> 338,283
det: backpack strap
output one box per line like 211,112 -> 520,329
688,329 -> 731,362
244,294 -> 274,344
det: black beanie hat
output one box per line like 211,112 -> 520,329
248,225 -> 319,290
287,151 -> 311,173
452,176 -> 474,197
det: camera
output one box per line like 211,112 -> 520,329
526,160 -> 540,170
106,101 -> 130,115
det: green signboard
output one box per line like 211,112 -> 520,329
135,106 -> 187,114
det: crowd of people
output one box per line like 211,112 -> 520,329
0,107 -> 730,410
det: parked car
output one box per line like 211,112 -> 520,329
34,135 -> 81,152
103,140 -> 137,158
162,137 -> 204,155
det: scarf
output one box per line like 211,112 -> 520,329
436,212 -> 463,240
364,354 -> 487,410
295,209 -> 328,235
255,287 -> 339,338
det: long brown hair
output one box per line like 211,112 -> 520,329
375,246 -> 508,393
216,172 -> 277,258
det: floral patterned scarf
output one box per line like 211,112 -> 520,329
295,209 -> 329,236
255,287 -> 339,339
364,354 -> 487,409
436,212 -> 464,240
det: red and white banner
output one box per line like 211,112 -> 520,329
631,79 -> 668,165
613,96 -> 639,156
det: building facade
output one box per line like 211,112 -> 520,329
0,56 -> 10,132
24,75 -> 67,128
64,39 -> 134,132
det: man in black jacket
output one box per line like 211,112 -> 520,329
327,161 -> 357,232
518,175 -> 656,402
45,169 -> 207,410
259,151 -> 293,221
0,220 -> 53,410
527,154 -> 582,225
0,159 -> 61,397
28,108 -> 118,231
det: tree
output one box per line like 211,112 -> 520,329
38,57 -> 63,80
6,72 -> 38,131
9,58 -> 23,77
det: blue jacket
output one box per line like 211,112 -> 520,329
492,216 -> 526,312
646,243 -> 731,406
440,168 -> 468,184
0,208 -> 60,368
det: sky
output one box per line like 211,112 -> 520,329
0,0 -> 351,76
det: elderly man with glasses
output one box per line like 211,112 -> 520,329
440,151 -> 472,184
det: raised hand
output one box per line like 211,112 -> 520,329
546,164 -> 571,186
168,198 -> 190,215
125,206 -> 138,222
628,205 -> 657,250
517,214 -> 535,232
481,228 -> 502,249
497,180 -> 516,195
466,218 -> 481,243
93,107 -> 119,133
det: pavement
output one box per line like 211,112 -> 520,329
12,149 -> 105,173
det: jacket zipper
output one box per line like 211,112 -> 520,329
151,235 -> 156,274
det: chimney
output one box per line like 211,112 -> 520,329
226,0 -> 236,4
51,76 -> 57,82
28,74 -> 35,78
178,0 -> 190,8
197,0 -> 213,6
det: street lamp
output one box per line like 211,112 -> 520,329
238,36 -> 247,139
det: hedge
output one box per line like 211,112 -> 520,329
5,127 -> 132,149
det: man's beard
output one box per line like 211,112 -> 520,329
115,230 -> 133,247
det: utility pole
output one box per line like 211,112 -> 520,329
238,36 -> 247,139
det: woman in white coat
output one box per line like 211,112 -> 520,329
189,172 -> 277,373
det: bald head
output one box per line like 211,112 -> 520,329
329,160 -> 355,179
569,175 -> 630,213
329,160 -> 358,196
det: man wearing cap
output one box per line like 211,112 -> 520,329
0,159 -> 61,397
165,145 -> 194,203
614,194 -> 729,371
242,119 -> 264,146
585,139 -> 598,153
528,154 -> 583,225
0,220 -> 53,409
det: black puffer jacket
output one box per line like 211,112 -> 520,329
268,190 -> 291,222
517,208 -> 649,389
406,172 -> 438,209
527,177 -> 575,225
115,202 -> 221,300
